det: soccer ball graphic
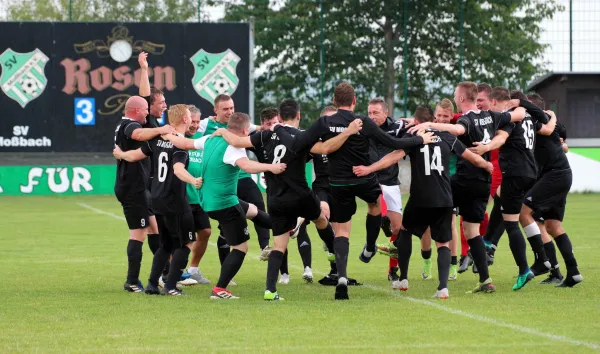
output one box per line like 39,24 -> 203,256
213,78 -> 231,94
20,77 -> 40,96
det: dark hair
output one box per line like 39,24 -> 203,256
334,82 -> 355,107
414,105 -> 434,123
149,87 -> 164,105
457,81 -> 478,102
490,86 -> 511,102
228,112 -> 250,131
260,107 -> 279,122
279,99 -> 300,121
368,97 -> 389,112
527,93 -> 545,110
477,83 -> 492,97
510,90 -> 528,101
214,94 -> 232,106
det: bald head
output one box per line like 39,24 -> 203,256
124,96 -> 149,123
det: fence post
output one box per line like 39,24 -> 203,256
402,0 -> 409,117
319,0 -> 325,111
459,0 -> 464,82
569,0 -> 573,71
197,0 -> 201,22
69,0 -> 72,21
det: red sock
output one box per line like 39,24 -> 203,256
480,212 -> 489,236
380,194 -> 388,217
460,217 -> 469,256
389,233 -> 398,272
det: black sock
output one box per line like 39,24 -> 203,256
165,247 -> 191,290
317,223 -> 335,254
148,247 -> 170,287
252,209 -> 272,229
526,233 -> 547,263
162,259 -> 170,279
397,229 -> 412,281
451,256 -> 458,265
297,224 -> 312,268
333,237 -> 349,279
365,213 -> 382,252
329,261 -> 338,275
217,235 -> 230,265
468,236 -> 490,283
544,241 -> 559,269
266,250 -> 284,292
505,221 -> 529,274
421,249 -> 432,260
126,239 -> 143,284
485,194 -> 505,247
437,246 -> 451,290
554,233 -> 578,273
147,234 -> 160,254
279,249 -> 289,274
216,249 -> 246,289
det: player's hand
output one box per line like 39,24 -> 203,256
270,123 -> 281,132
507,99 -> 521,110
112,145 -> 124,160
138,52 -> 149,70
559,137 -> 565,144
544,110 -> 556,119
418,130 -> 435,144
469,141 -> 489,155
352,165 -> 372,177
192,177 -> 203,189
270,163 -> 287,174
212,128 -> 227,137
484,162 -> 494,174
345,119 -> 363,135
158,125 -> 176,135
399,118 -> 415,127
407,122 -> 431,135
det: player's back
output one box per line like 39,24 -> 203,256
146,137 -> 190,214
254,126 -> 312,201
534,120 -> 570,176
406,130 -> 459,208
499,112 -> 537,178
114,118 -> 148,196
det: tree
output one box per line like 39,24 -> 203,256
221,0 -> 562,123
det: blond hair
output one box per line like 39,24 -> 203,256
436,98 -> 454,113
168,104 -> 189,125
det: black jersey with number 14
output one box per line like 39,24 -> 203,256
250,126 -> 312,202
141,137 -> 191,214
404,130 -> 467,208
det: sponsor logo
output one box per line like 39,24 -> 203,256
190,49 -> 240,105
0,125 -> 51,148
0,48 -> 49,107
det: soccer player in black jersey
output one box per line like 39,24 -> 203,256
213,99 -> 362,300
408,82 -> 525,292
470,87 -> 551,290
114,96 -> 175,293
522,94 -> 581,287
354,106 -> 493,298
272,83 -> 434,300
114,104 -> 201,296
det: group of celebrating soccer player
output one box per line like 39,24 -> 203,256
112,52 -> 582,300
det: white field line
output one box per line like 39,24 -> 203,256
79,202 -> 600,351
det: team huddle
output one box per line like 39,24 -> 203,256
112,52 -> 582,300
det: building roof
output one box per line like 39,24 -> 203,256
527,72 -> 600,92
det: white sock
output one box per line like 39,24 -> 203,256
188,267 -> 199,275
363,249 -> 374,258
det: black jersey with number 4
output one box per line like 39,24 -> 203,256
499,109 -> 543,178
404,130 -> 467,207
455,110 -> 511,182
114,118 -> 150,197
141,137 -> 191,214
250,126 -> 312,202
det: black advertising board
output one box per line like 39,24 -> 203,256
0,22 -> 250,152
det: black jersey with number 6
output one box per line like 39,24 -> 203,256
114,118 -> 150,197
404,130 -> 467,208
250,126 -> 312,202
499,110 -> 539,178
141,138 -> 191,214
455,110 -> 511,182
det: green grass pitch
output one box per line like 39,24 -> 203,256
0,194 -> 599,353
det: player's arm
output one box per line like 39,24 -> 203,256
212,128 -> 254,148
274,118 -> 327,153
172,151 -> 202,189
310,119 -> 363,154
408,122 -> 465,136
536,110 -> 557,136
138,52 -> 151,97
469,129 -> 510,155
353,150 -> 406,177
130,125 -> 175,141
451,137 -> 493,174
161,134 -> 204,150
113,145 -> 149,162
363,117 -> 434,149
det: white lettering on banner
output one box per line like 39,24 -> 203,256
20,167 -> 94,193
0,126 -> 52,148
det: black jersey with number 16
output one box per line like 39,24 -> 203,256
404,130 -> 467,208
141,137 -> 191,214
250,126 -> 312,202
499,110 -> 540,179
